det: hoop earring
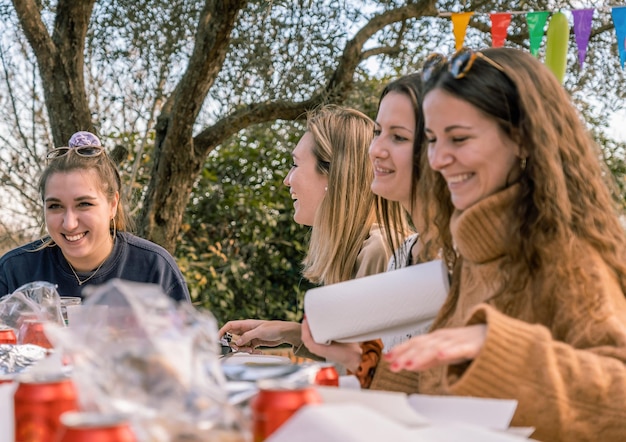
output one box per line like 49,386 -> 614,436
520,157 -> 527,171
111,218 -> 117,242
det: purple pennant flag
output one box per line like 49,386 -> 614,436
572,9 -> 594,69
613,7 -> 626,69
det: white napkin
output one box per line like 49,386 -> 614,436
0,382 -> 17,442
304,259 -> 449,344
407,394 -> 517,431
266,403 -> 420,442
316,386 -> 430,427
267,403 -> 531,442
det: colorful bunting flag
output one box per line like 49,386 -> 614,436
526,11 -> 551,56
439,7 -> 624,72
451,12 -> 474,51
612,7 -> 626,69
545,12 -> 570,83
572,9 -> 594,69
490,13 -> 512,47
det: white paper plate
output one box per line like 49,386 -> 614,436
221,353 -> 291,366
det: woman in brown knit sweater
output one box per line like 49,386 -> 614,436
373,47 -> 626,441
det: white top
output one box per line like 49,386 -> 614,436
382,234 -> 434,350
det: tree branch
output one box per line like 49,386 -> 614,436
12,0 -> 96,145
11,0 -> 57,67
193,0 -> 438,155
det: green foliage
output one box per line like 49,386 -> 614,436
176,121 -> 315,325
2,0 -> 625,325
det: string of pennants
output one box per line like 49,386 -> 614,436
445,6 -> 626,82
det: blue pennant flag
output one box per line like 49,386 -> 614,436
612,6 -> 626,69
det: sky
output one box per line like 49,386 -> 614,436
610,110 -> 626,142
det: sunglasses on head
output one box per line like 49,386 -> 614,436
46,145 -> 104,160
422,47 -> 506,82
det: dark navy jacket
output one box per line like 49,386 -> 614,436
0,232 -> 190,302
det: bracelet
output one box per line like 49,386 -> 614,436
348,339 -> 383,389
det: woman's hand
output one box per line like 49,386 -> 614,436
218,319 -> 302,352
384,325 -> 487,372
301,317 -> 362,372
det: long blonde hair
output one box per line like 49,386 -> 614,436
302,105 -> 382,285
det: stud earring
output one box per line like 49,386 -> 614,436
324,186 -> 328,191
520,157 -> 527,171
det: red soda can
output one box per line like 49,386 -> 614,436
55,412 -> 137,442
0,325 -> 17,344
0,374 -> 14,384
251,380 -> 322,441
314,363 -> 339,387
18,319 -> 53,349
14,374 -> 78,442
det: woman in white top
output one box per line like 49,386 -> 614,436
300,74 -> 440,385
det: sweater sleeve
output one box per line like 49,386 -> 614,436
447,304 -> 626,441
353,226 -> 389,279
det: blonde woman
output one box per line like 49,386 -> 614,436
219,105 -> 401,362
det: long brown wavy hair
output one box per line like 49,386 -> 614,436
419,47 -> 626,320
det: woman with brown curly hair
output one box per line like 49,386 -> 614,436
372,47 -> 626,441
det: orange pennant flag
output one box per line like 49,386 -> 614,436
451,12 -> 475,51
490,13 -> 512,47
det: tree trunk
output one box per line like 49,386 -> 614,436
13,0 -> 440,253
136,1 -> 247,252
12,0 -> 96,146
138,0 -> 439,253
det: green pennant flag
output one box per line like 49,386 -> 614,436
527,11 -> 550,56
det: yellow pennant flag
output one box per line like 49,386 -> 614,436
451,12 -> 475,51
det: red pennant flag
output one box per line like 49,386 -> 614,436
490,13 -> 512,47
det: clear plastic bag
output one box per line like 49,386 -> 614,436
0,281 -> 64,331
46,278 -> 249,441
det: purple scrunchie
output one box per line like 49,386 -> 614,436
68,131 -> 101,148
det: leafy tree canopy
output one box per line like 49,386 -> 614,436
0,1 -> 623,319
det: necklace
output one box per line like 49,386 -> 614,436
67,258 -> 107,286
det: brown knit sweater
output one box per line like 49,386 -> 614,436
370,185 -> 626,441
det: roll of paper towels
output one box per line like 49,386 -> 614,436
304,260 -> 449,344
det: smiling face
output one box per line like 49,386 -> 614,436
424,89 -> 521,211
283,132 -> 328,226
44,169 -> 119,271
369,92 -> 415,210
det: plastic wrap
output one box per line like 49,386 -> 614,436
0,281 -> 65,330
45,278 -> 248,441
0,344 -> 48,376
